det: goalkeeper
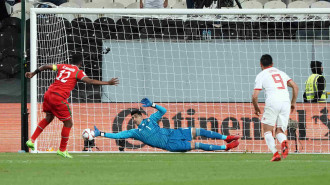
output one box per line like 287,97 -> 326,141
94,98 -> 239,152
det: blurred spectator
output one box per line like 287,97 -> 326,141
282,0 -> 290,6
303,61 -> 328,103
140,0 -> 168,8
6,0 -> 14,6
193,0 -> 214,8
186,0 -> 194,8
38,0 -> 67,6
0,1 -> 10,21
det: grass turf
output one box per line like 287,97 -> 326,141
0,153 -> 329,185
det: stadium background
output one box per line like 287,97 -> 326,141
1,0 -> 330,153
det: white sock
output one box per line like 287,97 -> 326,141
276,133 -> 287,144
264,131 -> 277,154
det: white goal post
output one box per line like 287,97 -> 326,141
30,8 -> 330,153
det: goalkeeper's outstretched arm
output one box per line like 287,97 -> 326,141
140,98 -> 167,122
94,126 -> 134,139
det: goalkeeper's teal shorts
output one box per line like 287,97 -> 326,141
165,128 -> 192,152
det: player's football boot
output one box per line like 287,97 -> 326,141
225,140 -> 239,151
26,139 -> 35,151
281,140 -> 289,159
57,149 -> 73,159
224,135 -> 240,143
270,152 -> 281,162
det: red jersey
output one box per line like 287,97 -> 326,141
47,64 -> 87,99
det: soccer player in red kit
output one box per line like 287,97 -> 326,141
25,54 -> 119,158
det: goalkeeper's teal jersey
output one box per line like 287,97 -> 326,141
104,105 -> 173,150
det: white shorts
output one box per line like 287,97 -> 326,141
261,101 -> 290,131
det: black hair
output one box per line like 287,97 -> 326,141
260,54 -> 273,67
310,61 -> 322,74
71,54 -> 83,65
131,109 -> 142,116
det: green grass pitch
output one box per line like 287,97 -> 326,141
0,153 -> 329,185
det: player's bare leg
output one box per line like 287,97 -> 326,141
57,119 -> 73,158
263,124 -> 281,161
63,119 -> 73,128
26,113 -> 54,151
190,141 -> 195,150
191,128 -> 197,139
45,112 -> 55,123
275,127 -> 289,159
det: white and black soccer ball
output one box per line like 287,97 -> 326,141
82,128 -> 95,141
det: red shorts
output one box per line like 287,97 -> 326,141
43,91 -> 72,121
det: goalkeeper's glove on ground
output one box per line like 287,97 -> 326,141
141,98 -> 155,108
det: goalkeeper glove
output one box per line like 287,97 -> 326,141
141,98 -> 156,108
94,126 -> 105,137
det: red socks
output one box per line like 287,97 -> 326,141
31,118 -> 50,142
59,126 -> 71,152
30,118 -> 71,152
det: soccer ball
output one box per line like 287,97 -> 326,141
82,128 -> 95,141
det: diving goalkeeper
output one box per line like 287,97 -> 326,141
94,98 -> 239,152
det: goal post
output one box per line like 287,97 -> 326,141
30,8 -> 330,153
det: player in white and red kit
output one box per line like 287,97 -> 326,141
25,54 -> 119,158
252,54 -> 298,162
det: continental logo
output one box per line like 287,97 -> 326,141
109,103 -> 330,149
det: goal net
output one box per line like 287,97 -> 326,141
30,8 -> 330,153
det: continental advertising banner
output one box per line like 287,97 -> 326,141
52,103 -> 329,153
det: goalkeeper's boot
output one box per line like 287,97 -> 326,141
281,140 -> 289,159
270,152 -> 281,162
225,140 -> 239,151
224,135 -> 240,143
26,139 -> 35,151
57,149 -> 73,159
